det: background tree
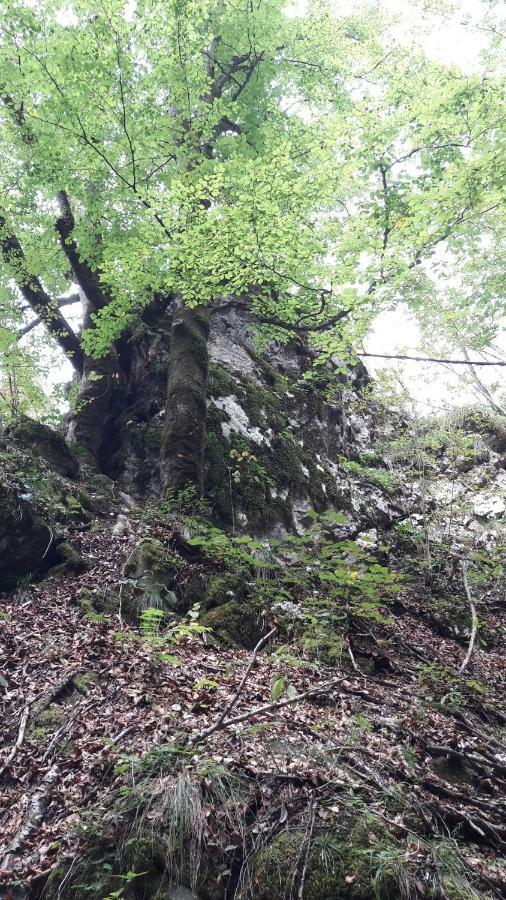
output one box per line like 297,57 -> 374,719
0,0 -> 504,492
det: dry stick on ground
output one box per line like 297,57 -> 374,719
195,626 -> 277,742
1,764 -> 60,872
347,642 -> 363,676
298,800 -> 316,900
0,703 -> 30,776
459,561 -> 478,674
191,676 -> 346,745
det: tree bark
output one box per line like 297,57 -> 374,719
55,191 -> 111,312
66,291 -> 121,463
0,214 -> 83,373
160,297 -> 210,496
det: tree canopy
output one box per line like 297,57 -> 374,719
0,0 -> 504,411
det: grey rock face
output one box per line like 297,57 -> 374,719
0,482 -> 57,591
7,415 -> 79,479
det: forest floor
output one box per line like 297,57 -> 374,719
0,510 -> 505,898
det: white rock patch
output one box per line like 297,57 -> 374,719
211,395 -> 270,446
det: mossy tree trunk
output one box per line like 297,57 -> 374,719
160,296 -> 210,497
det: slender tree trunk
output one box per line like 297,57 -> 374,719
160,296 -> 210,496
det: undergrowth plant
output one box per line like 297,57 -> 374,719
185,512 -> 402,662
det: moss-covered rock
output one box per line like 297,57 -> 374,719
204,572 -> 250,608
125,539 -> 182,588
7,415 -> 79,479
202,599 -> 266,648
51,541 -> 89,576
251,818 -> 397,900
121,538 -> 188,621
27,704 -> 68,741
0,480 -> 59,591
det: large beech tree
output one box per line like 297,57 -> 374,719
0,0 -> 504,491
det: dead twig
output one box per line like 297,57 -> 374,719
196,626 -> 276,742
190,676 -> 346,745
459,561 -> 478,674
0,703 -> 30,776
298,800 -> 316,900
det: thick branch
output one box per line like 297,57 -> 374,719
0,215 -> 83,372
459,561 -> 478,674
16,294 -> 80,338
55,191 -> 110,311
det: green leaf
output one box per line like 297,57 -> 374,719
271,677 -> 286,701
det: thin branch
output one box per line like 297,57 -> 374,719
17,294 -> 80,337
114,31 -> 137,189
462,348 -> 506,416
195,626 -> 276,742
259,307 -> 350,334
190,676 -> 345,744
358,351 -> 506,367
459,561 -> 478,675
0,703 -> 30,776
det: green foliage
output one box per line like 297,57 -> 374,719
184,512 -> 401,655
139,601 -> 210,649
0,0 -> 504,376
139,606 -> 166,639
337,457 -> 401,494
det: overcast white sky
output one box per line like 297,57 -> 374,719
343,0 -> 505,413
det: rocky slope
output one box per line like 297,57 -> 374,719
0,323 -> 505,899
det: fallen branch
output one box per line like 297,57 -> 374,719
190,676 -> 346,745
459,561 -> 478,674
1,764 -> 60,871
197,626 -> 276,742
0,703 -> 30,776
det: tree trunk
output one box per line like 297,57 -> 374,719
66,292 -> 121,463
160,297 -> 210,496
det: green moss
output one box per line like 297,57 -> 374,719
457,406 -> 506,444
208,364 -> 242,398
52,541 -> 89,575
124,539 -> 182,582
241,377 -> 286,432
8,415 -> 79,479
252,818 -> 397,900
28,704 -> 67,740
88,473 -> 114,490
205,572 -> 249,608
73,671 -> 99,694
204,406 -> 235,525
265,435 -> 305,492
202,599 -> 266,649
145,423 -> 163,453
